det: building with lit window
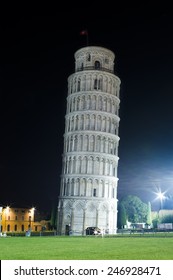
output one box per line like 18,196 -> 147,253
1,206 -> 35,233
57,46 -> 121,235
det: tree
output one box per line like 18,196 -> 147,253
117,202 -> 127,229
50,200 -> 57,230
146,201 -> 152,226
121,195 -> 148,223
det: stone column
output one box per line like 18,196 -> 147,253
71,207 -> 74,233
83,208 -> 86,235
96,209 -> 99,227
106,209 -> 110,232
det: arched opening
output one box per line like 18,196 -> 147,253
95,61 -> 101,69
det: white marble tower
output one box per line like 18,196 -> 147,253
57,46 -> 121,235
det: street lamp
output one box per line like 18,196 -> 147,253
156,192 -> 166,210
30,207 -> 35,230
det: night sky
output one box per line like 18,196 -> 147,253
1,6 -> 173,212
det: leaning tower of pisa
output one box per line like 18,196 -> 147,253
57,46 -> 121,235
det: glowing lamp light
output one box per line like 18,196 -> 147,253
5,206 -> 10,213
156,192 -> 166,201
156,191 -> 166,210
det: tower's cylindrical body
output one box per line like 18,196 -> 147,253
57,46 -> 121,235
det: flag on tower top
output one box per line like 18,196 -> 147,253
80,30 -> 88,35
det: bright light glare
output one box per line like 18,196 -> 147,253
156,192 -> 166,201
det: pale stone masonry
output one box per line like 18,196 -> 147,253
57,46 -> 121,235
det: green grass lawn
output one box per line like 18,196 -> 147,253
0,235 -> 173,260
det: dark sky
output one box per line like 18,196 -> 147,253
1,6 -> 173,212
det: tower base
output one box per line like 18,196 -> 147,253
57,197 -> 117,236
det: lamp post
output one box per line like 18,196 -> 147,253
27,207 -> 35,236
156,192 -> 166,226
157,192 -> 165,211
30,207 -> 35,230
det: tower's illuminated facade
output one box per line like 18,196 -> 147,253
57,46 -> 121,235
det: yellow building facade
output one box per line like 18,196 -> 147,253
0,206 -> 35,233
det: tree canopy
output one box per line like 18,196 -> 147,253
120,195 -> 148,223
